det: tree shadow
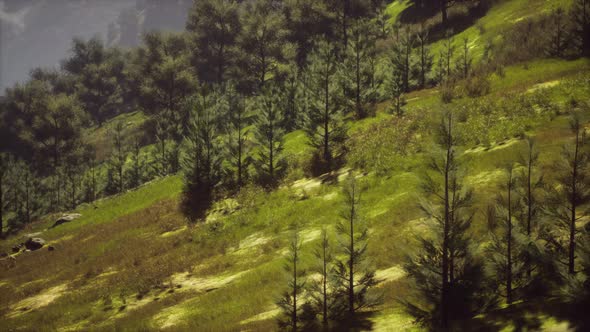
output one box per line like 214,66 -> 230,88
330,311 -> 377,331
398,4 -> 439,24
460,298 -> 588,331
397,3 -> 492,44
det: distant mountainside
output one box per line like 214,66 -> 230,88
0,0 -> 192,93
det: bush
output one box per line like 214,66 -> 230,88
465,75 -> 491,97
347,115 -> 422,175
440,82 -> 455,104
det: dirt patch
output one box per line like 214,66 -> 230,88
7,283 -> 68,318
228,232 -> 272,257
156,304 -> 194,330
160,226 -> 187,238
170,269 -> 249,294
371,309 -> 416,331
153,269 -> 251,329
464,138 -> 520,155
322,192 -> 338,201
466,169 -> 505,186
240,307 -> 281,325
299,229 -> 321,244
292,178 -> 322,192
527,80 -> 561,93
376,265 -> 406,283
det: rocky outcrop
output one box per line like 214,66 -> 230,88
51,213 -> 82,229
24,238 -> 45,251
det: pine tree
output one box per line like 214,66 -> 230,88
386,69 -> 406,116
127,137 -> 146,189
341,19 -> 378,119
547,8 -> 569,58
65,164 -> 81,211
415,24 -> 433,89
390,25 -> 413,92
517,137 -> 544,279
254,87 -> 286,187
307,228 -> 336,328
404,112 -> 489,329
224,84 -> 253,189
181,91 -> 224,222
73,43 -> 126,126
239,0 -> 287,90
569,0 -> 590,56
441,33 -> 455,82
332,176 -> 379,324
106,121 -> 126,195
136,32 -> 196,127
304,39 -> 347,173
153,119 -> 171,177
0,153 -> 8,237
19,162 -> 42,225
186,0 -> 241,84
83,150 -> 99,204
487,164 -> 526,305
458,37 -> 472,79
277,230 -> 305,331
280,64 -> 305,132
558,224 -> 590,315
545,114 -> 589,275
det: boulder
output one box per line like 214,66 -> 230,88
12,246 -> 20,253
48,246 -> 55,252
25,238 -> 45,251
51,213 -> 82,228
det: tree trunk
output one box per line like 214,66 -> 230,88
218,43 -> 225,85
342,0 -> 350,49
0,175 -> 3,237
323,70 -> 331,164
237,127 -> 243,188
293,244 -> 298,331
441,115 -> 452,328
356,41 -> 361,118
569,130 -> 580,274
507,170 -> 513,304
349,185 -> 355,316
440,0 -> 449,27
420,41 -> 426,88
526,153 -> 533,278
323,250 -> 328,326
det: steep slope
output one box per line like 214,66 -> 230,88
1,0 -> 590,330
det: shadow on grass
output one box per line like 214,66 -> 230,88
397,3 -> 491,44
330,311 -> 376,332
462,299 -> 590,332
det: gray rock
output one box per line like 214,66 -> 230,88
51,213 -> 82,228
25,238 -> 45,251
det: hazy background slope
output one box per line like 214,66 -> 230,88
0,0 -> 191,93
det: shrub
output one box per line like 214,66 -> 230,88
347,115 -> 422,175
440,82 -> 455,104
465,75 -> 491,97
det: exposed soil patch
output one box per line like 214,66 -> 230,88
7,284 -> 68,318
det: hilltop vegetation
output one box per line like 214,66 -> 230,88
1,0 -> 590,331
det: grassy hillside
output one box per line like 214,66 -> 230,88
1,0 -> 589,331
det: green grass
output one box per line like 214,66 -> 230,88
385,0 -> 412,25
2,75 -> 587,331
85,111 -> 148,161
1,1 -> 590,330
426,0 -> 573,63
489,58 -> 590,92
